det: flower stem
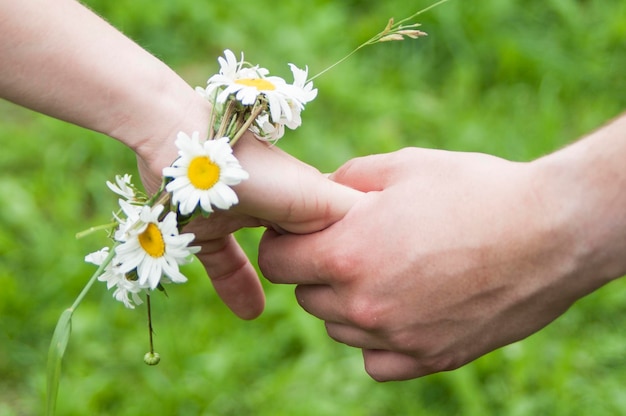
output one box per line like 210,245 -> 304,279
143,294 -> 160,365
208,102 -> 217,141
216,99 -> 237,138
46,244 -> 118,416
147,293 -> 155,354
153,191 -> 172,216
146,179 -> 169,207
75,222 -> 118,239
230,103 -> 265,146
70,244 -> 117,310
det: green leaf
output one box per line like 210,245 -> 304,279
45,308 -> 74,416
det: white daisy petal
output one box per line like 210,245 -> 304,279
85,247 -> 110,265
85,246 -> 146,309
106,174 -> 136,201
164,132 -> 247,215
110,204 -> 198,290
200,50 -> 316,142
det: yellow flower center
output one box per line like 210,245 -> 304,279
138,223 -> 165,258
188,156 -> 220,190
235,78 -> 276,91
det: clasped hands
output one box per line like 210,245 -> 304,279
138,132 -> 580,382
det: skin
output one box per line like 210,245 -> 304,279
6,0 -> 626,383
259,113 -> 626,381
0,0 -> 360,319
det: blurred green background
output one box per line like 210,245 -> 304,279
2,0 -> 626,415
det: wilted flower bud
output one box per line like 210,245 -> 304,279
144,351 -> 161,366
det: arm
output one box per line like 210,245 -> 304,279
0,0 -> 200,167
0,0 -> 360,318
258,112 -> 626,380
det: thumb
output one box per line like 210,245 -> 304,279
329,151 -> 402,192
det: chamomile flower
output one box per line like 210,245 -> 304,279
113,198 -> 143,241
114,204 -> 199,290
163,132 -> 249,215
250,113 -> 285,142
106,174 -> 137,201
203,50 -> 316,127
286,63 -> 318,108
85,247 -> 144,309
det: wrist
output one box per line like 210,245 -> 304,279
532,114 -> 626,290
110,73 -> 212,177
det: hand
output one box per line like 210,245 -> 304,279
258,147 -> 604,380
0,0 -> 363,320
138,130 -> 361,319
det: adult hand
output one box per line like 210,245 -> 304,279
258,143 -> 624,380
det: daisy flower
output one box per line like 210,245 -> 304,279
85,247 -> 144,309
114,204 -> 199,290
163,132 -> 249,215
249,64 -> 315,141
113,198 -> 143,241
286,63 -> 318,109
202,50 -> 316,127
106,174 -> 137,201
250,113 -> 286,142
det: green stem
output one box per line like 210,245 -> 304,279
308,0 -> 450,81
145,179 -> 169,207
70,244 -> 117,310
308,46 -> 364,82
393,0 -> 450,28
46,243 -> 118,416
147,294 -> 155,354
75,222 -> 117,239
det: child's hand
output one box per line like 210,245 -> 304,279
138,132 -> 362,319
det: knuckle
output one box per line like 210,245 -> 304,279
320,242 -> 362,282
420,353 -> 464,375
343,294 -> 385,331
322,245 -> 351,273
386,330 -> 418,352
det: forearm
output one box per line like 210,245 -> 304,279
535,112 -> 626,289
0,0 -> 209,167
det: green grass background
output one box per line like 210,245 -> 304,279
2,0 -> 626,414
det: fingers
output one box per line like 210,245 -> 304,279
232,134 -> 361,234
294,283 -> 342,318
361,349 -> 425,381
324,321 -> 385,348
259,227 -> 333,285
194,233 -> 265,320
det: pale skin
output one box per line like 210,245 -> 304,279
259,113 -> 626,381
0,0 -> 360,319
